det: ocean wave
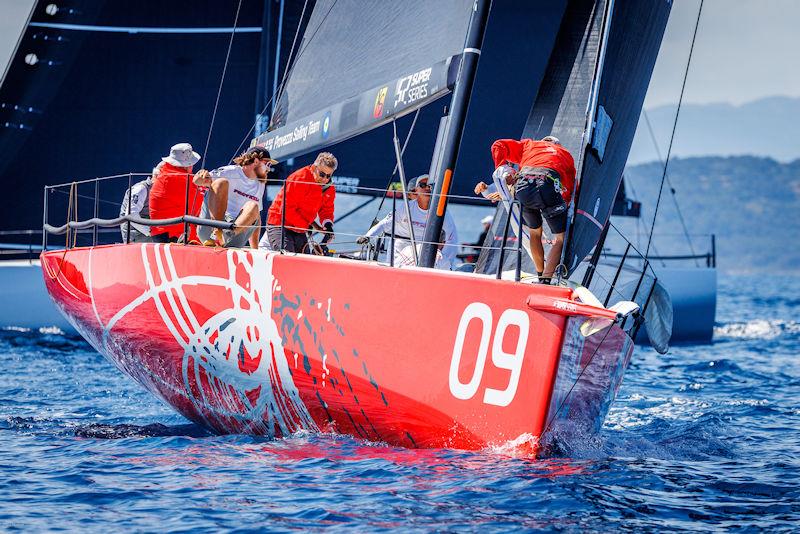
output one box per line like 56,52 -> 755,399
715,319 -> 800,340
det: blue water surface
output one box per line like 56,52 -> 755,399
0,275 -> 798,531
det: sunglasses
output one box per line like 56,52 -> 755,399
417,182 -> 431,189
317,169 -> 333,179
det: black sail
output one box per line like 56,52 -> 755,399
253,0 -> 475,160
475,0 -> 604,275
521,0 -> 606,163
564,0 -> 671,273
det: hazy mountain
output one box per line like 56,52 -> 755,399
616,155 -> 800,274
628,96 -> 800,164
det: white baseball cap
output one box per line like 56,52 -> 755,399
480,215 -> 493,225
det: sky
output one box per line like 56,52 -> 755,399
645,0 -> 800,108
1,0 -> 799,108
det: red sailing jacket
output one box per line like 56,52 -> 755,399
491,139 -> 576,203
267,166 -> 332,231
148,162 -> 203,239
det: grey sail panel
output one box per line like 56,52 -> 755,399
253,0 -> 475,160
521,0 -> 606,161
565,0 -> 671,273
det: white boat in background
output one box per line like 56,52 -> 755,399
0,232 -> 75,333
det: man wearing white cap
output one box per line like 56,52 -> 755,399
149,142 -> 205,242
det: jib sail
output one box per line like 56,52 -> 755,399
476,0 -> 671,276
563,0 -> 671,274
252,0 -> 476,161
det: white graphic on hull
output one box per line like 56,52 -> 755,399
101,244 -> 318,436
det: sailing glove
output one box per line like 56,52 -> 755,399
321,222 -> 334,244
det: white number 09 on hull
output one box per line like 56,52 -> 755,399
448,303 -> 530,407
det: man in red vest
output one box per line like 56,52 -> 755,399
475,136 -> 576,282
265,152 -> 338,253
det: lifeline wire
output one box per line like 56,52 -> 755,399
645,0 -> 704,259
642,111 -> 698,266
228,0 -> 333,161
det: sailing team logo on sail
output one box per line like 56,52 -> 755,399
393,67 -> 432,108
373,87 -> 388,118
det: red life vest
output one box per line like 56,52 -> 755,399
148,162 -> 202,239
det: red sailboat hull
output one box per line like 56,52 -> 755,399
40,244 -> 633,455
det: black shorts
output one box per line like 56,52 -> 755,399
515,174 -> 568,234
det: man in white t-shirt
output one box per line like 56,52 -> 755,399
358,174 -> 458,269
195,146 -> 277,248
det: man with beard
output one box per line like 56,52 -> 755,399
195,146 -> 277,248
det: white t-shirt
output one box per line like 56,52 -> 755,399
211,165 -> 265,217
396,243 -> 449,270
365,200 -> 459,268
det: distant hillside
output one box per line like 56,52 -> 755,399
628,96 -> 800,164
617,156 -> 800,274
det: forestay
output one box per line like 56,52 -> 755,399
252,0 -> 475,161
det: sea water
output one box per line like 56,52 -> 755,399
0,275 -> 798,531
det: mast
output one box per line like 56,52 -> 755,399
419,0 -> 492,268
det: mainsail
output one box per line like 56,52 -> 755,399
252,0 -> 476,160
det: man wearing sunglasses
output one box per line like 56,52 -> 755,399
359,174 -> 458,269
265,152 -> 338,253
196,146 -> 276,248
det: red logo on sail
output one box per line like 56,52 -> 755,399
373,86 -> 388,118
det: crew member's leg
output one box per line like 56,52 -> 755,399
204,178 -> 230,245
542,203 -> 568,279
207,178 -> 229,222
521,207 -> 545,274
224,202 -> 260,248
543,232 -> 564,278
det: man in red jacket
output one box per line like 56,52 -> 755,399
149,143 -> 206,243
475,136 -> 576,282
266,152 -> 338,253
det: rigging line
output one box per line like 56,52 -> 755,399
622,178 -> 663,263
645,0 -> 704,260
273,0 -> 311,115
272,0 -> 340,122
227,0 -> 326,161
642,111 -> 698,265
374,109 -> 421,217
200,0 -> 244,170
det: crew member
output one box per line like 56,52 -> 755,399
359,174 -> 458,269
264,152 -> 338,253
148,143 -> 205,243
119,162 -> 160,243
196,146 -> 277,248
475,136 -> 575,282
